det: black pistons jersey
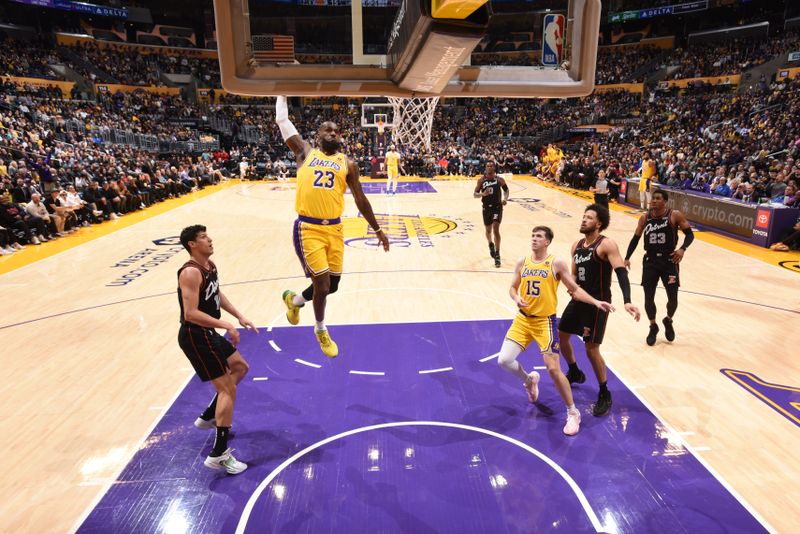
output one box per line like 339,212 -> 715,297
573,235 -> 612,301
480,175 -> 502,206
643,209 -> 678,256
178,260 -> 221,324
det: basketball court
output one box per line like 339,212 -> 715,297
2,0 -> 799,531
1,177 -> 797,532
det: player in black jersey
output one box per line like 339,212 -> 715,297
624,189 -> 693,345
474,161 -> 509,268
559,204 -> 641,416
177,224 -> 259,475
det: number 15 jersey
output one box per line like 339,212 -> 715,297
517,254 -> 559,317
296,148 -> 348,220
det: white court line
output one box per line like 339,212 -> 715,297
418,367 -> 453,374
252,377 -> 269,381
608,363 -> 775,532
267,312 -> 284,332
349,370 -> 386,376
335,287 -> 518,316
533,366 -> 547,370
294,358 -> 321,369
268,317 -> 509,330
693,446 -> 712,452
235,421 -> 606,534
479,352 -> 500,362
69,371 -> 195,534
268,340 -> 281,352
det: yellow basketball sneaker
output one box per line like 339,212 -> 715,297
315,329 -> 339,358
282,290 -> 302,325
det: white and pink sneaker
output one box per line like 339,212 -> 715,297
563,409 -> 581,436
525,371 -> 540,403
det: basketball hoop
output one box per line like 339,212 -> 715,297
388,96 -> 439,153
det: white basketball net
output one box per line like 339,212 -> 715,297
388,96 -> 439,152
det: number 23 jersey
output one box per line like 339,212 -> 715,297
296,148 -> 348,220
517,254 -> 559,317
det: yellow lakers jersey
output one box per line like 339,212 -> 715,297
518,254 -> 559,317
295,149 -> 348,219
385,151 -> 399,170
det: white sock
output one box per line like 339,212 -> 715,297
567,404 -> 576,413
315,321 -> 326,331
292,294 -> 306,306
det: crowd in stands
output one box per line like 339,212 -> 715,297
0,34 -> 61,80
60,42 -> 223,88
2,21 -> 800,254
60,42 -> 162,86
668,32 -> 800,79
548,76 -> 800,210
296,54 -> 352,65
473,30 -> 800,84
470,44 -> 665,85
3,25 -> 799,92
595,45 -> 663,85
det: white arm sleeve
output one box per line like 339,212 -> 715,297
276,96 -> 299,141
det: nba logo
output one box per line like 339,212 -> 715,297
755,210 -> 770,229
542,14 -> 565,66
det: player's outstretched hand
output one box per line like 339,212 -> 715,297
595,300 -> 615,313
624,303 -> 641,321
239,316 -> 260,334
376,229 -> 390,252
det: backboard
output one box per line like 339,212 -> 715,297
213,0 -> 600,99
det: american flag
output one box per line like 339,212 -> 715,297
252,35 -> 295,63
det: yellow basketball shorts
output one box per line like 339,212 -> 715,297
387,167 -> 399,179
505,313 -> 560,354
293,219 -> 344,277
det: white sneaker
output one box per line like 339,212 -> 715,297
204,448 -> 247,474
38,234 -> 48,242
0,248 -> 9,255
12,242 -> 24,250
4,247 -> 16,254
525,371 -> 540,403
194,417 -> 216,430
31,236 -> 41,245
563,409 -> 581,436
110,213 -> 119,220
93,210 -> 103,217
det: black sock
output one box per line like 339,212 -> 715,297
210,426 -> 230,457
568,362 -> 579,373
599,381 -> 609,394
200,394 -> 218,421
301,284 -> 314,302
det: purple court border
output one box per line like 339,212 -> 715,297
721,368 -> 800,428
